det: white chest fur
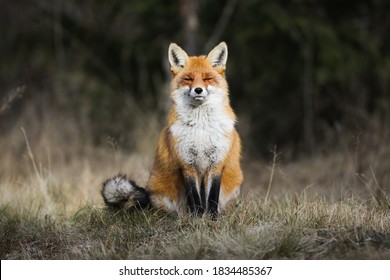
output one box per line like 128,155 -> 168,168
170,87 -> 235,174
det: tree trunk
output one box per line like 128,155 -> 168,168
180,0 -> 199,54
303,26 -> 315,155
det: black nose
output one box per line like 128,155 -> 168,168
194,87 -> 203,94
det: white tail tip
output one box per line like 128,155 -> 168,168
102,174 -> 135,205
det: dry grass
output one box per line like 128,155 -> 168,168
1,107 -> 390,260
2,194 -> 390,259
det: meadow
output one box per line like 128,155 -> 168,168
2,0 -> 390,261
1,106 -> 390,260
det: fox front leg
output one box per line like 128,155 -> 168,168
183,175 -> 204,216
207,175 -> 221,219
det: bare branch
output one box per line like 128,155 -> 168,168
0,86 -> 25,115
205,0 -> 237,51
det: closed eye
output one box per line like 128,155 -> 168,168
183,77 -> 193,81
203,77 -> 213,81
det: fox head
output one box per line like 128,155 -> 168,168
168,42 -> 229,107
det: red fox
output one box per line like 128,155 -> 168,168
102,42 -> 243,218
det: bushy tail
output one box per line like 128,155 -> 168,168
101,174 -> 150,210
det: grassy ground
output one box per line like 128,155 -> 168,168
1,153 -> 390,260
1,109 -> 390,259
2,195 -> 390,259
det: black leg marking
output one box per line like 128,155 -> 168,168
208,175 -> 221,219
184,176 -> 203,216
200,175 -> 206,210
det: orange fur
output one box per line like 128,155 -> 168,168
102,42 -> 243,216
146,42 -> 243,214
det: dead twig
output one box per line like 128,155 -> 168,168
0,86 -> 25,115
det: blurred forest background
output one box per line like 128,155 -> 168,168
1,0 -> 390,201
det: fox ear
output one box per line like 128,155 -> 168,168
207,42 -> 228,69
168,43 -> 189,72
